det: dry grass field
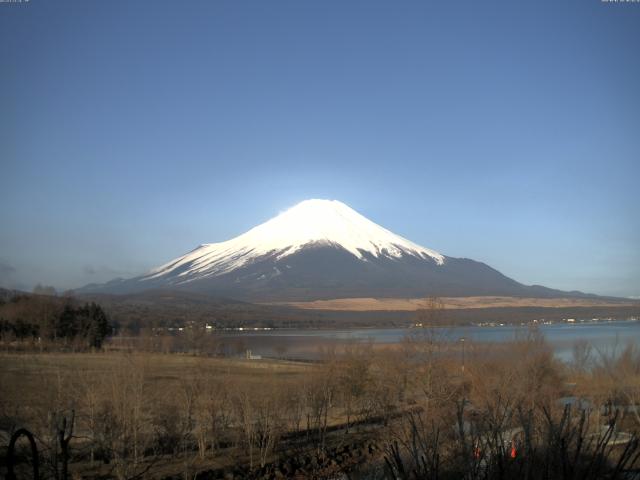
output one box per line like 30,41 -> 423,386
0,352 -> 312,412
272,295 -> 638,311
0,352 -> 321,478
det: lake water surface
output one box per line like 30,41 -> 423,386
222,320 -> 640,362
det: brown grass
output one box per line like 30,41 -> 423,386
0,352 -> 312,411
269,295 -> 636,311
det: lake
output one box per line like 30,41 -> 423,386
219,320 -> 640,362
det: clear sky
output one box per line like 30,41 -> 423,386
1,0 -> 638,297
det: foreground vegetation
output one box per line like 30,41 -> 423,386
1,329 -> 640,480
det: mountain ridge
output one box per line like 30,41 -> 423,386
78,199 -> 603,302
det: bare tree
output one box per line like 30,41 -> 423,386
338,343 -> 370,432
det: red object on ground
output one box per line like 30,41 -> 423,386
510,441 -> 517,459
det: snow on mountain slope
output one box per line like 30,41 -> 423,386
142,199 -> 445,285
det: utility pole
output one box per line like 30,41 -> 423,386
460,337 -> 466,374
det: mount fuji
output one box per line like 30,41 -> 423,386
80,199 -> 588,301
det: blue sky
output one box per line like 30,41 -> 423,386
1,0 -> 638,297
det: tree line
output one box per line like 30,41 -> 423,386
0,293 -> 111,349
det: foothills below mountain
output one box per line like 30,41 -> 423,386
79,199 -> 606,302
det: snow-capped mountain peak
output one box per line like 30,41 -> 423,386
79,199 -> 584,302
142,199 -> 444,284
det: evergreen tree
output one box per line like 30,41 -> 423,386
84,302 -> 111,348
